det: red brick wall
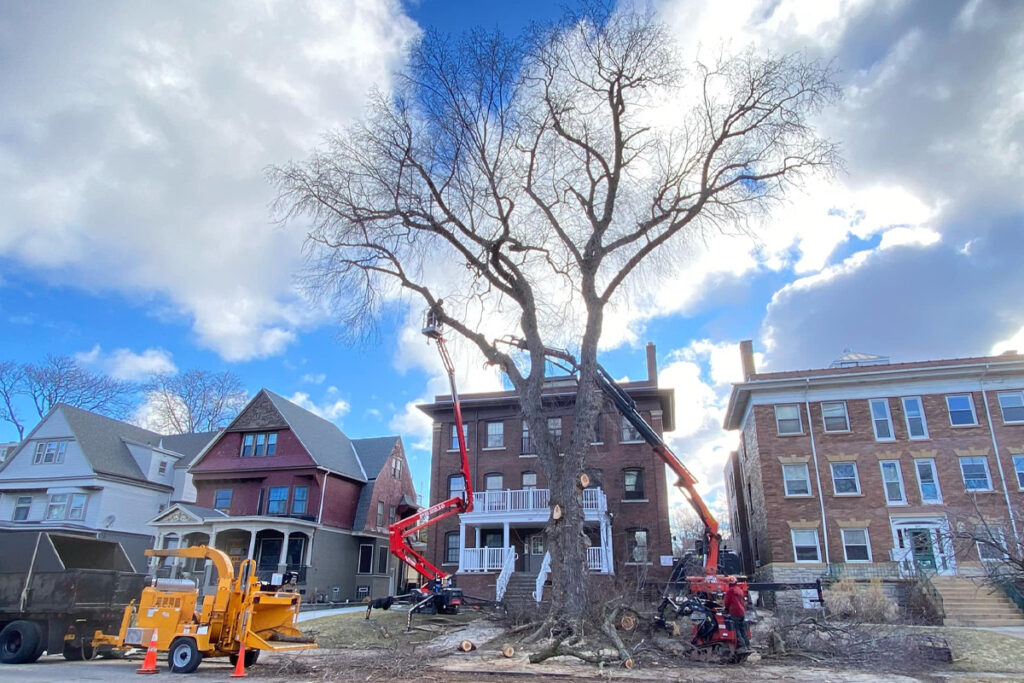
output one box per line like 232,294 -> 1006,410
194,468 -> 319,516
358,440 -> 419,534
191,429 -> 316,473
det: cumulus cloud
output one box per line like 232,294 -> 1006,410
0,0 -> 419,362
287,391 -> 351,422
74,345 -> 177,380
301,373 -> 327,385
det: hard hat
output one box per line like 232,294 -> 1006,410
726,575 -> 738,585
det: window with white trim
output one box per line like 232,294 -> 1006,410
33,441 -> 68,464
444,532 -> 460,564
879,460 -> 906,504
869,399 -> 895,441
521,471 -> 537,489
946,394 -> 977,426
447,474 -> 465,499
484,473 -> 503,491
1013,455 -> 1024,490
620,416 -> 642,443
485,421 -> 504,448
45,494 -> 68,520
67,493 -> 86,521
391,458 -> 402,479
450,423 -> 468,450
521,421 -> 533,454
841,528 -> 871,562
12,496 -> 31,521
791,529 -> 821,562
821,401 -> 849,432
830,462 -> 861,495
959,456 -> 992,490
902,397 -> 929,439
623,469 -> 645,500
782,464 -> 811,496
626,528 -> 648,563
775,404 -> 802,435
998,391 -> 1024,423
548,417 -> 563,442
376,500 -> 385,527
357,544 -> 374,574
975,526 -> 1007,561
915,458 -> 942,503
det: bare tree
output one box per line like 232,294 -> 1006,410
271,5 -> 839,645
21,355 -> 137,423
142,370 -> 248,434
0,361 -> 27,440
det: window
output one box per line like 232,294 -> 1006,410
775,405 -> 802,435
391,458 -> 402,479
976,527 -> 1007,561
880,460 -> 906,504
357,544 -> 373,574
377,545 -> 389,574
267,487 -> 289,515
620,416 -> 642,443
484,473 -> 503,491
389,505 -> 396,525
521,471 -> 537,489
821,401 -> 850,432
998,391 -> 1024,423
214,489 -> 232,512
841,528 -> 871,562
68,493 -> 86,521
291,486 -> 308,515
521,422 -> 533,454
591,416 -> 603,444
623,469 -> 645,500
242,432 -> 278,457
915,459 -> 942,503
376,500 -> 385,527
830,462 -> 861,495
946,394 -> 977,426
782,464 -> 810,496
444,532 -> 460,564
959,456 -> 992,490
13,496 -> 31,521
45,494 -> 68,520
548,417 -> 563,441
902,397 -> 929,439
33,441 -> 67,464
448,474 -> 465,499
449,423 -> 467,450
869,399 -> 895,441
791,529 -> 821,562
1013,455 -> 1024,489
485,421 -> 504,448
157,461 -> 168,475
626,528 -> 648,563
531,534 -> 544,554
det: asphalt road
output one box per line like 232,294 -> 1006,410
0,654 -> 251,681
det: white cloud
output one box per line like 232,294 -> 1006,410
301,372 -> 327,385
74,345 -> 177,381
287,391 -> 351,421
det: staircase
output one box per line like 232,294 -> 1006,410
930,576 -> 1024,627
502,573 -> 545,610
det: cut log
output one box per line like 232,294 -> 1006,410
619,614 -> 637,632
502,645 -> 515,658
458,640 -> 476,652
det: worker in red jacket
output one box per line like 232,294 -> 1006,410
723,576 -> 750,650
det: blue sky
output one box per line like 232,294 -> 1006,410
2,0 -> 1023,517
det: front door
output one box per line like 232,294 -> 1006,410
907,529 -> 936,570
258,538 -> 282,572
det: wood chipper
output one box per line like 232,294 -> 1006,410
91,545 -> 315,673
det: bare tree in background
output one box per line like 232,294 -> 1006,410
0,361 -> 27,440
272,4 -> 839,647
143,370 -> 248,434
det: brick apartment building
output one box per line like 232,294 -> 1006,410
723,342 -> 1024,600
418,343 -> 676,600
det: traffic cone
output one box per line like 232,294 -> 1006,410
135,628 -> 159,675
230,642 -> 248,678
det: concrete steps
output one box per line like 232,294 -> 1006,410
931,577 -> 1024,627
502,573 -> 546,609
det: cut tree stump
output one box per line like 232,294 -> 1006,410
458,640 -> 476,652
502,645 -> 515,658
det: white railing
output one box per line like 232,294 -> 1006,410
587,546 -> 609,572
533,551 -> 552,602
495,547 -> 517,601
471,488 -> 607,515
460,546 -> 509,573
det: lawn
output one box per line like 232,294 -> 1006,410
300,607 -> 490,649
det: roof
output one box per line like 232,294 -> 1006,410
59,405 -> 164,483
349,436 -> 402,531
176,502 -> 229,520
724,350 -> 1024,430
262,390 -> 367,482
163,431 -> 219,470
352,485 -> 375,531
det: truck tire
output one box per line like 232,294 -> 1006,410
63,641 -> 95,660
0,620 -> 43,664
228,648 -> 260,667
168,637 -> 202,674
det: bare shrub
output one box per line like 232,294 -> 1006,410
823,578 -> 898,623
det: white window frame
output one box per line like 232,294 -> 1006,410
12,496 -> 32,521
791,529 -> 821,563
901,396 -> 929,440
547,417 -> 563,441
1013,455 -> 1024,490
67,493 -> 87,521
33,441 -> 67,465
915,458 -> 943,504
879,460 -> 907,505
485,421 -> 504,449
976,527 -> 1008,562
775,404 -> 803,435
484,473 -> 503,491
45,494 -> 68,520
830,461 -> 861,496
959,456 -> 992,491
447,474 -> 466,499
782,463 -> 811,497
841,528 -> 872,563
449,423 -> 468,451
946,394 -> 978,426
997,391 -> 1024,424
357,544 -> 374,574
869,398 -> 895,442
521,471 -> 537,489
821,401 -> 850,433
620,416 -> 642,443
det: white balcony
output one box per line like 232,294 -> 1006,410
461,487 -> 608,523
587,546 -> 612,573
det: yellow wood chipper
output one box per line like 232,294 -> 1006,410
91,545 -> 315,673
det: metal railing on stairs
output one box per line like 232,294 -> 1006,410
495,547 -> 517,602
533,551 -> 551,602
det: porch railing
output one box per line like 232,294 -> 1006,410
587,546 -> 608,572
533,551 -> 552,602
460,546 -> 511,573
495,548 -> 518,601
471,488 -> 607,514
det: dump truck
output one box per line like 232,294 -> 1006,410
0,531 -> 147,664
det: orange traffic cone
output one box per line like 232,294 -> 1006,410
135,628 -> 159,675
230,642 -> 248,678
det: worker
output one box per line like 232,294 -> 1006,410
723,576 -> 750,651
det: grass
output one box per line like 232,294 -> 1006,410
908,626 -> 1024,674
300,608 -> 487,649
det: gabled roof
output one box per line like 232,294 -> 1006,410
59,405 -> 164,483
263,390 -> 366,481
350,436 -> 402,531
163,432 -> 219,470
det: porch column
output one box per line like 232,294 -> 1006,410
603,518 -> 614,574
151,532 -> 164,572
305,531 -> 314,565
474,526 -> 480,548
278,531 -> 291,572
503,521 -> 510,548
460,521 -> 468,571
203,530 -> 218,589
247,530 -> 257,561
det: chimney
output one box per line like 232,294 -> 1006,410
646,342 -> 658,386
739,340 -> 756,380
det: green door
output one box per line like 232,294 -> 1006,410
907,528 -> 936,570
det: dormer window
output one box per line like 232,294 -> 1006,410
241,432 -> 278,457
